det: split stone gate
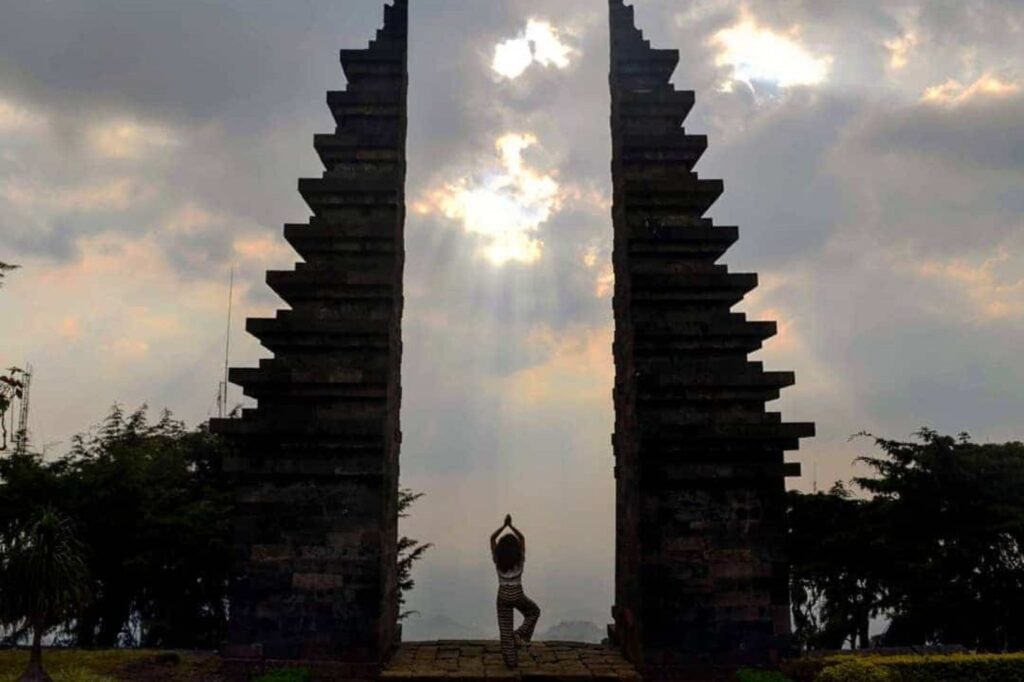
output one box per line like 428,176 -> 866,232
211,0 -> 813,675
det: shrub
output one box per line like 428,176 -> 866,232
737,668 -> 793,682
253,667 -> 312,682
815,660 -> 890,682
879,652 -> 1024,682
795,653 -> 1024,682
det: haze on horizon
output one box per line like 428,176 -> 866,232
1,0 -> 1022,633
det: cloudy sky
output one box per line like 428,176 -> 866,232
1,0 -> 1022,635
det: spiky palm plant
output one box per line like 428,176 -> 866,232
0,507 -> 89,682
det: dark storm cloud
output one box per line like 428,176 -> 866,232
858,95 -> 1024,172
0,0 -> 389,266
828,93 -> 1024,257
0,0 -> 384,126
701,92 -> 859,269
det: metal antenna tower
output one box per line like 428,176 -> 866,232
218,266 -> 235,418
12,364 -> 31,455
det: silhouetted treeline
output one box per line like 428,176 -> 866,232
3,411 -> 1022,651
0,403 -> 429,650
0,405 -> 232,648
788,429 -> 1024,652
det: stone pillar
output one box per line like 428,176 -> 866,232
211,0 -> 407,666
608,0 -> 814,670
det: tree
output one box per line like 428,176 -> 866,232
788,429 -> 1024,651
0,404 -> 233,648
0,507 -> 89,682
788,482 -> 886,650
62,405 -> 232,647
396,488 -> 432,621
854,429 -> 1024,650
0,261 -> 17,288
0,403 -> 432,647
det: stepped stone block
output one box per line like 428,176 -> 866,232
211,0 -> 407,667
608,0 -> 814,669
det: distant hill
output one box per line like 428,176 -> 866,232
401,615 -> 606,644
538,620 -> 605,643
401,614 -> 488,641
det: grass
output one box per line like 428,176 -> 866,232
0,649 -> 222,682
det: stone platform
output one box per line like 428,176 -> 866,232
382,641 -> 640,680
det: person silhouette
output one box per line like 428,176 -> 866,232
490,514 -> 541,668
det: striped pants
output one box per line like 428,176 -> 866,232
496,583 -> 540,667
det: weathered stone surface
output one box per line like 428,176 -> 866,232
210,0 -> 407,666
608,0 -> 813,668
383,641 -> 641,682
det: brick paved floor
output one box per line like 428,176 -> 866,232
382,640 -> 640,680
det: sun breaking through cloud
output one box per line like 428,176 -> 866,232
414,133 -> 561,266
89,120 -> 180,160
0,95 -> 47,134
921,74 -> 1020,105
492,19 -> 574,80
711,14 -> 832,94
884,32 -> 917,71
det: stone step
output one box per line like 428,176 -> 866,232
621,178 -> 724,215
642,420 -> 815,443
382,641 -> 641,682
312,132 -> 400,162
636,384 -> 786,404
283,221 -> 396,254
247,312 -> 394,353
226,451 -> 392,478
298,176 -> 400,215
211,410 -> 388,441
626,225 -> 738,260
618,134 -> 708,167
644,460 -> 803,482
626,258 -> 723,275
614,49 -> 679,80
635,366 -> 795,390
265,268 -> 397,305
628,314 -> 777,353
628,270 -> 756,293
344,73 -> 405,94
231,365 -> 388,398
327,90 -> 402,125
616,88 -> 695,120
284,229 -> 395,259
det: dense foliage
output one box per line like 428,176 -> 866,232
0,262 -> 17,288
4,405 -> 1021,654
0,404 -> 429,650
782,653 -> 1024,682
0,406 -> 233,648
0,507 -> 89,681
789,429 -> 1024,651
397,489 -> 432,621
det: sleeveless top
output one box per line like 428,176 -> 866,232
496,560 -> 524,586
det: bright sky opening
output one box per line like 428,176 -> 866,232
492,19 -> 574,80
711,16 -> 832,93
921,73 -> 1020,105
415,133 -> 560,266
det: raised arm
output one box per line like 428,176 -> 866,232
490,525 -> 502,555
508,522 -> 525,555
490,515 -> 511,555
